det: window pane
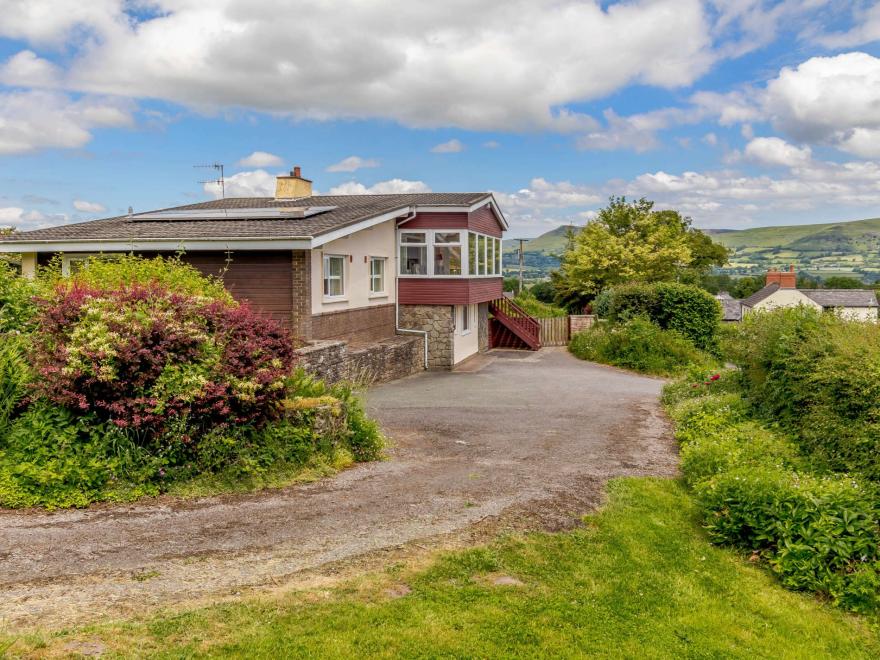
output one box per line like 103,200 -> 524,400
461,304 -> 470,331
434,245 -> 462,275
494,238 -> 501,274
400,245 -> 427,274
329,277 -> 343,296
400,232 -> 426,244
468,233 -> 477,275
478,235 -> 486,275
329,256 -> 343,277
434,232 -> 461,244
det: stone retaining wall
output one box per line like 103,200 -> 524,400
296,334 -> 424,385
570,314 -> 597,334
398,304 -> 454,369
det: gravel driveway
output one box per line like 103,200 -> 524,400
0,348 -> 677,629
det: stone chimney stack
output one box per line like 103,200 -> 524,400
275,165 -> 312,199
766,264 -> 796,288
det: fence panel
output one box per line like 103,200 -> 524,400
537,316 -> 570,346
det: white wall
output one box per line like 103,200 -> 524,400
311,219 -> 396,315
752,289 -> 821,312
452,304 -> 479,364
834,306 -> 878,322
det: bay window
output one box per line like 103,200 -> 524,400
398,230 -> 502,277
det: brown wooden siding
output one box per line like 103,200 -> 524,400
398,278 -> 502,305
401,205 -> 504,237
468,205 -> 504,237
311,303 -> 397,344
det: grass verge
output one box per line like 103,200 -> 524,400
4,478 -> 878,658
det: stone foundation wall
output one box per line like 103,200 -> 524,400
295,335 -> 424,385
477,302 -> 489,351
399,304 -> 454,369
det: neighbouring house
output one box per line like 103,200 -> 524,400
0,167 -> 539,381
715,291 -> 742,323
739,266 -> 879,321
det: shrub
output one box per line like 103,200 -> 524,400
0,261 -> 39,333
30,281 -> 295,438
513,291 -> 567,318
0,335 -> 31,436
597,282 -> 721,351
569,316 -> 716,376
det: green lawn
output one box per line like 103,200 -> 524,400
6,479 -> 878,658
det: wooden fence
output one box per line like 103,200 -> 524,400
537,316 -> 570,346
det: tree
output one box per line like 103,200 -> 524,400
730,276 -> 764,299
551,197 -> 728,311
822,275 -> 864,289
529,280 -> 555,303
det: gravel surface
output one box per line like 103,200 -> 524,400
0,348 -> 677,629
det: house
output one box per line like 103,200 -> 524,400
0,167 -> 536,378
714,291 -> 742,322
739,266 -> 879,321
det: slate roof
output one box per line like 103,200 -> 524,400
715,292 -> 742,321
803,289 -> 879,308
0,193 -> 493,244
740,283 -> 779,308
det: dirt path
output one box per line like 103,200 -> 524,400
0,349 -> 677,630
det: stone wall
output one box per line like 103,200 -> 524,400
570,314 -> 596,334
477,302 -> 489,351
295,335 -> 424,385
399,304 -> 454,369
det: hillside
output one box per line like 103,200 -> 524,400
502,216 -> 880,281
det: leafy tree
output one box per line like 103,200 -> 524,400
731,276 -> 764,299
529,280 -> 555,303
552,197 -> 728,310
797,273 -> 820,289
822,275 -> 864,289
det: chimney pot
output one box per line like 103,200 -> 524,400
293,166 -> 301,178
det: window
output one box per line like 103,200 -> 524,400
399,232 -> 427,275
433,231 -> 462,275
477,235 -> 487,275
461,304 -> 471,334
323,254 -> 345,297
468,233 -> 477,275
494,238 -> 501,275
370,257 -> 386,294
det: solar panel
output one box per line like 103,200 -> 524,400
129,206 -> 338,222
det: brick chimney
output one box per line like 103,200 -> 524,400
275,165 -> 312,199
766,264 -> 796,288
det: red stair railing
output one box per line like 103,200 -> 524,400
488,297 -> 541,350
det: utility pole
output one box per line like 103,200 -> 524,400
514,238 -> 528,295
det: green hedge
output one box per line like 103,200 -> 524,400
665,374 -> 880,613
569,317 -> 716,376
594,282 -> 721,351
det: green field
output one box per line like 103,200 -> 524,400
504,216 -> 880,281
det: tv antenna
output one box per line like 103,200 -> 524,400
195,162 -> 225,198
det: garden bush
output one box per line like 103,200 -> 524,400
596,282 -> 721,351
0,260 -> 39,333
569,316 -> 716,376
729,307 -> 880,481
665,369 -> 880,613
513,290 -> 567,318
0,255 -> 385,508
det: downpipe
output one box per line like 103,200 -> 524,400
395,207 -> 429,370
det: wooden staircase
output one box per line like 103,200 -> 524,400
488,297 -> 541,350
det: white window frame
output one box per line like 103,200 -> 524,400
61,252 -> 123,276
460,304 -> 471,335
396,229 -> 503,279
322,253 -> 346,300
369,256 -> 387,297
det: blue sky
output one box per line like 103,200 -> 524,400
1,1 -> 880,237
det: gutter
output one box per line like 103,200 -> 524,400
394,207 -> 429,370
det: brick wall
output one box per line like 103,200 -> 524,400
291,250 -> 312,340
296,335 -> 424,385
399,304 -> 454,369
570,314 -> 596,334
310,303 -> 396,344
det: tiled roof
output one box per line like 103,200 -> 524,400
803,289 -> 879,308
0,193 -> 492,244
740,283 -> 779,308
715,292 -> 742,321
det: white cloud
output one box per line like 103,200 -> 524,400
743,137 -> 812,168
430,139 -> 464,154
0,50 -> 62,87
0,89 -> 133,155
0,206 -> 68,230
493,178 -> 602,235
702,132 -> 718,146
763,52 -> 880,156
73,199 -> 106,213
326,156 -> 380,172
205,169 -> 276,198
1,0 -> 718,134
237,151 -> 283,168
328,179 -> 431,195
814,3 -> 880,48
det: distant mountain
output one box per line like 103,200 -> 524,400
707,217 -> 880,280
503,224 -> 579,255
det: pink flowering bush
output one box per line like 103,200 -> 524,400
30,280 -> 295,437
